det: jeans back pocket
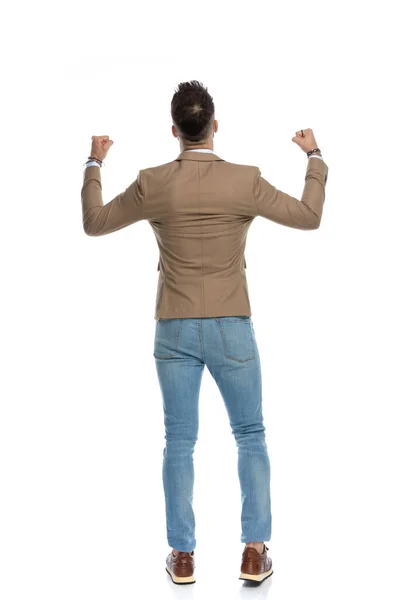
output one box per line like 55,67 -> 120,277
153,318 -> 183,359
216,317 -> 255,362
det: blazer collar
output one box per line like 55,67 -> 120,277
176,150 -> 225,162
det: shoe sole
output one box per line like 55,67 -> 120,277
239,567 -> 273,582
165,566 -> 195,584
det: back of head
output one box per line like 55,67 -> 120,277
171,80 -> 215,143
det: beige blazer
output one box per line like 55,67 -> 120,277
81,151 -> 329,320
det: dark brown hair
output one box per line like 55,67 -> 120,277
171,80 -> 215,143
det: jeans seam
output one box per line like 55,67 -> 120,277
197,319 -> 205,362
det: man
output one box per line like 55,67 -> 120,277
81,80 -> 329,585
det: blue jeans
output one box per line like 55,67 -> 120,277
153,316 -> 272,553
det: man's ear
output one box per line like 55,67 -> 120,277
172,124 -> 178,138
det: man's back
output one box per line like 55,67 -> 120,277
144,151 -> 256,319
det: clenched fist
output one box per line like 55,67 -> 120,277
90,135 -> 114,162
292,128 -> 319,154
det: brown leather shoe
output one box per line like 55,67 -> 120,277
166,550 -> 195,584
239,544 -> 273,582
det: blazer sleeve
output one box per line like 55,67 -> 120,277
81,166 -> 146,236
253,158 -> 329,230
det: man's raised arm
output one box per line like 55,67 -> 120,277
253,156 -> 329,230
81,165 -> 146,236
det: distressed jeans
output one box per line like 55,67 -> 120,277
153,316 -> 272,553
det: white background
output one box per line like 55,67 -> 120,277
1,1 -> 399,599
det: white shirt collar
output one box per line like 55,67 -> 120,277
185,148 -> 215,153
